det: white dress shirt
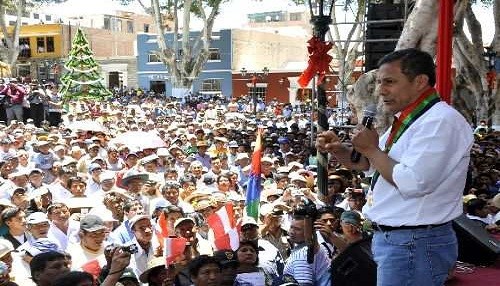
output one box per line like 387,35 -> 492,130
365,102 -> 473,226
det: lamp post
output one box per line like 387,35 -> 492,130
483,47 -> 497,128
307,0 -> 334,199
240,67 -> 269,116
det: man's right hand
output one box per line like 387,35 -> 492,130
316,130 -> 370,171
108,248 -> 131,275
316,131 -> 344,154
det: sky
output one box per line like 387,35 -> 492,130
42,0 -> 495,44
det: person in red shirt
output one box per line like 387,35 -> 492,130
3,79 -> 26,125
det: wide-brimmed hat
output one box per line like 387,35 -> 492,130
196,140 -> 209,147
122,169 -> 149,186
139,256 -> 166,283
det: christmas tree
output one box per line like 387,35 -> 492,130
60,28 -> 112,101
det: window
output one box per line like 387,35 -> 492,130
144,24 -> 150,33
46,37 -> 54,52
290,12 -> 302,21
148,54 -> 161,63
45,15 -> 51,21
127,21 -> 134,33
208,48 -> 221,61
17,64 -> 30,77
33,13 -> 39,19
201,79 -> 222,92
37,63 -> 47,79
115,19 -> 122,32
178,49 -> 183,57
249,86 -> 267,100
19,38 -> 31,57
8,21 -> 15,26
104,17 -> 111,30
36,37 -> 45,53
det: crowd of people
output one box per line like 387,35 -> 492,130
0,49 -> 497,286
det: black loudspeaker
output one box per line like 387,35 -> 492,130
331,238 -> 377,286
452,214 -> 500,266
365,3 -> 405,71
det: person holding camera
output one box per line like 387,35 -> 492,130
283,210 -> 331,286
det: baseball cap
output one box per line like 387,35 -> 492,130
80,214 -> 107,232
173,217 -> 195,229
26,212 -> 49,224
340,211 -> 362,226
129,214 -> 150,229
88,163 -> 102,173
99,171 -> 116,183
213,250 -> 238,268
0,239 -> 14,258
241,216 -> 258,227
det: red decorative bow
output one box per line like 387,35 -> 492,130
298,36 -> 333,88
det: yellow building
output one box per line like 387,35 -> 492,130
9,23 -> 65,81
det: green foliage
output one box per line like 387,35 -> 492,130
60,29 -> 112,102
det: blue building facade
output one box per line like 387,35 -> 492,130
136,29 -> 233,99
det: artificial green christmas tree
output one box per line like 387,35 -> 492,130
60,28 -> 112,101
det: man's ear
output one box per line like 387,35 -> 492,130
415,74 -> 430,90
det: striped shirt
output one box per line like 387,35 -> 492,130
283,243 -> 331,286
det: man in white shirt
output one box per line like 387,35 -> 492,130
66,214 -> 107,272
46,203 -> 80,250
317,49 -> 473,286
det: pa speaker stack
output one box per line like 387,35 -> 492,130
365,1 -> 406,71
452,214 -> 500,266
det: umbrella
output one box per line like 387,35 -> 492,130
67,120 -> 106,132
110,131 -> 166,149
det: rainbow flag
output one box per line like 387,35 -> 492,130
246,128 -> 263,220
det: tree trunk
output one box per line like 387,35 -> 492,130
149,0 -> 222,91
351,0 -> 495,129
0,0 -> 25,76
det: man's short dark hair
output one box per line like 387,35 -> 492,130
30,251 -> 67,282
466,198 -> 487,215
378,48 -> 436,86
188,255 -> 221,278
1,207 -> 22,224
67,176 -> 86,188
52,271 -> 94,286
123,200 -> 141,213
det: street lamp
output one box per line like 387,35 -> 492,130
307,0 -> 334,200
240,67 -> 269,116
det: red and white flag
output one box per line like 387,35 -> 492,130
164,237 -> 187,266
207,203 -> 240,250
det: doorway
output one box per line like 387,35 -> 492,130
108,72 -> 120,89
150,81 -> 166,95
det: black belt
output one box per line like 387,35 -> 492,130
372,221 -> 450,232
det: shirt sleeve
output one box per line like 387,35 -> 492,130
392,115 -> 472,199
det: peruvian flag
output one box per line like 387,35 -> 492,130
207,203 -> 240,250
164,237 -> 187,266
156,212 -> 169,248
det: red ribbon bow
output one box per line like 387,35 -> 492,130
298,36 -> 333,88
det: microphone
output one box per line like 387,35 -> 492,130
351,104 -> 377,163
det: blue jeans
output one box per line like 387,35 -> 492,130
372,222 -> 457,286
